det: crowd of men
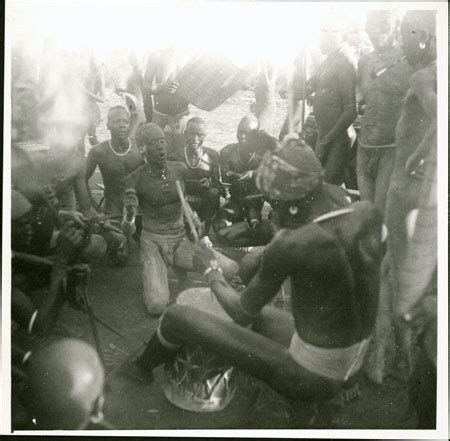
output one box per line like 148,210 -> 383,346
9,9 -> 437,430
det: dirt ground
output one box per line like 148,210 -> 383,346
23,91 -> 417,430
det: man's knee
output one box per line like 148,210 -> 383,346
142,256 -> 170,316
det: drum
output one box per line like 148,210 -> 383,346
162,288 -> 237,412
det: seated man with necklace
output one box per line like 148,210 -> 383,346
121,123 -> 238,317
215,115 -> 269,248
179,117 -> 223,240
85,105 -> 144,263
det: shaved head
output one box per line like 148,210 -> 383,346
187,117 -> 206,129
107,106 -> 129,123
238,115 -> 259,132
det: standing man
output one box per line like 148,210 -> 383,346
130,140 -> 383,417
357,10 -> 417,212
143,47 -> 190,160
180,117 -> 223,239
285,17 -> 357,185
78,55 -> 106,153
366,10 -> 437,384
121,123 -> 237,317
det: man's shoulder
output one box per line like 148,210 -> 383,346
203,146 -> 220,161
130,163 -> 148,179
270,223 -> 334,256
409,64 -> 436,93
220,143 -> 238,157
168,160 -> 188,174
88,141 -> 107,156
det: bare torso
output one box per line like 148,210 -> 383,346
86,140 -> 144,215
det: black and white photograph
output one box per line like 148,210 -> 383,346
2,0 -> 448,436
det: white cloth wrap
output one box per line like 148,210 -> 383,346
288,332 -> 371,382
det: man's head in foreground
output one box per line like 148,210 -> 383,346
27,338 -> 105,430
256,138 -> 324,228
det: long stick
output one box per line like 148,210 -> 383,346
175,180 -> 199,244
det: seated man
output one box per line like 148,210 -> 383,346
12,142 -> 108,263
131,140 -> 383,416
121,123 -> 238,317
86,105 -> 144,261
215,115 -> 267,247
86,105 -> 144,216
179,117 -> 223,239
11,189 -> 94,339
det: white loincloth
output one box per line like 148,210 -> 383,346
288,332 -> 371,382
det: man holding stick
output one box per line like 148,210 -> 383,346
121,123 -> 238,316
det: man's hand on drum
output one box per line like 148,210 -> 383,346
193,243 -> 216,275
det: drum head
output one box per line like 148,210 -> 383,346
162,288 -> 237,412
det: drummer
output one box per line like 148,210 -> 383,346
179,117 -> 223,239
132,139 -> 383,406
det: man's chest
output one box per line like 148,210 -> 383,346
136,172 -> 181,206
99,150 -> 143,177
361,55 -> 412,99
184,151 -> 216,178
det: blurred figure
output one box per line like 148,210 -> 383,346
301,113 -> 319,150
78,55 -> 106,153
22,339 -> 106,430
115,51 -> 146,122
366,10 -> 437,385
11,188 -> 92,341
252,61 -> 278,133
282,14 -> 358,185
357,10 -> 416,212
143,47 -> 190,160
